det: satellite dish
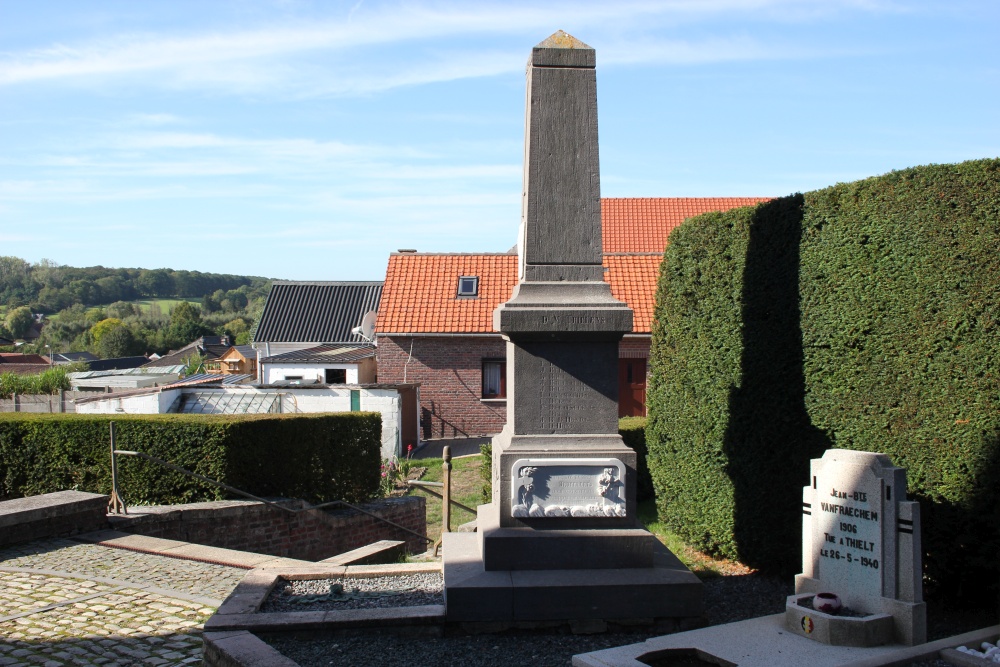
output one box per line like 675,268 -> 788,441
352,311 -> 377,343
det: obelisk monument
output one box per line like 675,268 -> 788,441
443,31 -> 701,625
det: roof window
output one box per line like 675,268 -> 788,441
457,276 -> 479,297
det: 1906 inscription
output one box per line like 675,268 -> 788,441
814,474 -> 883,593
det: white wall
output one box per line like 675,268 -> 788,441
74,385 -> 402,459
263,362 -> 360,385
75,388 -> 181,414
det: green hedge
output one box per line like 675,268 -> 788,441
479,418 -> 653,504
648,158 -> 1000,596
0,412 -> 382,505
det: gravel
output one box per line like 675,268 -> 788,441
261,571 -> 993,667
261,572 -> 444,612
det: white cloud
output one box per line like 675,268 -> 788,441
0,0 -> 899,95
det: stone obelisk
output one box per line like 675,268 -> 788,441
443,32 -> 701,625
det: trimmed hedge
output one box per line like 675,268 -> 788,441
479,418 -> 654,504
0,412 -> 382,505
648,158 -> 1000,596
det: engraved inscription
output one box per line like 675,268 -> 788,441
510,458 -> 626,518
813,467 -> 882,595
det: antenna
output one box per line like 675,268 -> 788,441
351,311 -> 377,344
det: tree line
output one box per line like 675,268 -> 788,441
0,257 -> 274,358
0,256 -> 269,312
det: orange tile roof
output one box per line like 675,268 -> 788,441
602,197 -> 770,254
379,253 -> 519,334
379,198 -> 770,335
603,254 -> 662,333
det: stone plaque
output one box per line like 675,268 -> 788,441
510,458 -> 626,518
813,462 -> 884,597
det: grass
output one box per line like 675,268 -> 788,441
405,455 -> 484,547
407,453 -> 752,578
134,298 -> 201,314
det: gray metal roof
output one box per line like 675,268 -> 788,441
260,344 -> 375,364
252,281 -> 382,344
170,390 -> 281,414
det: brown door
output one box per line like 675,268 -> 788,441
618,358 -> 647,417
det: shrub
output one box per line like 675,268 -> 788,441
647,158 -> 1000,596
0,412 -> 382,505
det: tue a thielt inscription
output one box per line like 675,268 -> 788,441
812,464 -> 883,597
511,458 -> 626,518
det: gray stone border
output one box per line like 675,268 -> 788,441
204,561 -> 445,634
202,562 -> 446,666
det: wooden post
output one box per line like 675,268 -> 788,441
442,445 -> 452,534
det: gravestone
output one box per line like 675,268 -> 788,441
442,31 -> 701,625
787,449 -> 926,646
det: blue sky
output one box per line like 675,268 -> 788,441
2,1 -> 997,281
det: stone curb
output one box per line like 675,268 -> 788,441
207,561 -> 446,633
838,625 -> 1000,667
204,630 -> 300,667
75,529 -> 315,570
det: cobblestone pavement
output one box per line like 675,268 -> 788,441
0,538 -> 248,666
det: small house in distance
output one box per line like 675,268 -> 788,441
204,345 -> 258,377
252,281 -> 382,386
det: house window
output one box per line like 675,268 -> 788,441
482,359 -> 506,399
457,276 -> 479,297
325,368 -> 347,384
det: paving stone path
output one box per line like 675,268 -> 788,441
0,538 -> 248,666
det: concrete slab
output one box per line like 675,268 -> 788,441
573,616 -> 998,667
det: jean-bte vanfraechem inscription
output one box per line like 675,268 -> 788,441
818,487 -> 881,574
510,458 -> 626,518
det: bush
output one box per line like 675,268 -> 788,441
0,412 -> 382,505
0,367 -> 71,398
647,158 -> 1000,597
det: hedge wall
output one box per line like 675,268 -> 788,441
648,158 -> 1000,596
0,412 -> 382,505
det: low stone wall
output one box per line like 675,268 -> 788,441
0,490 -> 109,547
109,496 -> 427,561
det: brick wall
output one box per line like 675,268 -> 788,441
0,491 -> 109,547
377,335 -> 653,438
110,496 -> 427,561
378,335 -> 508,439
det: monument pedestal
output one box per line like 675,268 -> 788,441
443,505 -> 703,624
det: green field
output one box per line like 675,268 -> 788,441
133,298 -> 202,315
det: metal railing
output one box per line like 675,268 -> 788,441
405,445 -> 478,556
105,421 -> 432,547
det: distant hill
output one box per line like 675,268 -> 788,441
0,256 -> 276,313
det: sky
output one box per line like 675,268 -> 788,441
1,1 -> 998,282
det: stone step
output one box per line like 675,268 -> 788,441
74,529 -> 315,569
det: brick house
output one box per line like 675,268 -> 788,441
376,197 -> 768,439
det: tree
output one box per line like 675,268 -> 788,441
98,325 -> 136,359
170,301 -> 202,324
136,269 -> 174,297
5,306 -> 33,339
90,318 -> 125,347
